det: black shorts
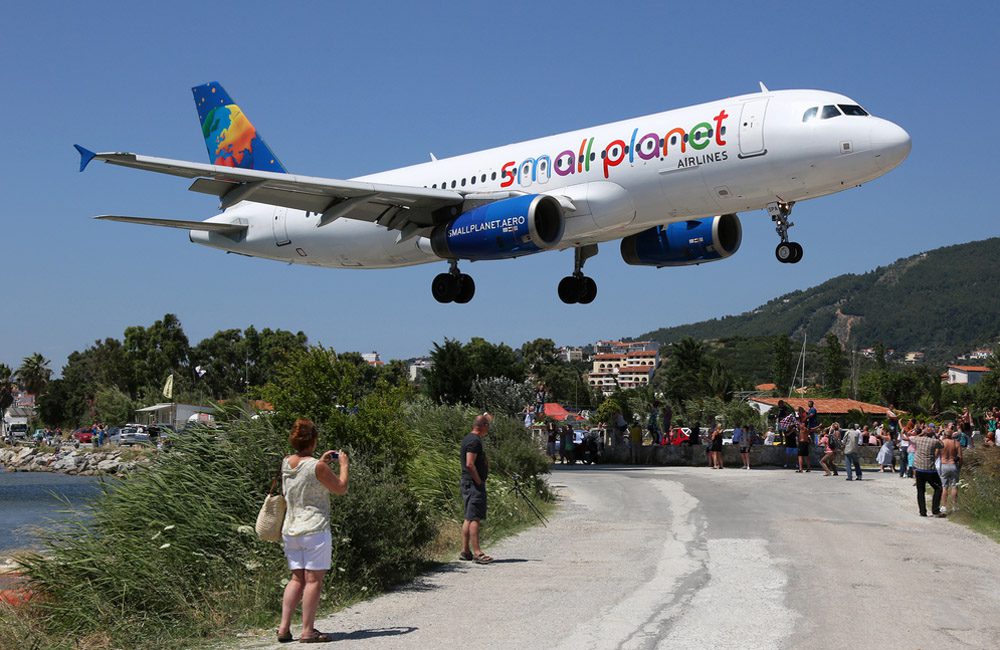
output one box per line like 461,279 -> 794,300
461,480 -> 487,521
797,442 -> 810,457
739,446 -> 751,454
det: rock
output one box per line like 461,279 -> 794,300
50,456 -> 78,472
13,447 -> 34,463
96,459 -> 120,473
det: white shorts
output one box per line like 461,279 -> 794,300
282,528 -> 332,571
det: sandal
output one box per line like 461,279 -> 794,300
474,552 -> 494,564
278,630 -> 293,643
458,550 -> 474,561
299,631 -> 334,643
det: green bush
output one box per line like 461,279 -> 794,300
327,459 -> 436,591
485,414 -> 551,484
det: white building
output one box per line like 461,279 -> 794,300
559,346 -> 584,363
586,350 -> 660,396
408,358 -> 433,382
945,365 -> 990,385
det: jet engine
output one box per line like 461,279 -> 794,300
430,194 -> 564,260
620,214 -> 742,267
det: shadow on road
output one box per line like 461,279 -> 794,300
325,627 -> 417,642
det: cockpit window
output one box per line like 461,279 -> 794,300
802,107 -> 818,122
820,105 -> 842,119
838,104 -> 869,116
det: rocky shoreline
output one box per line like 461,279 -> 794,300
0,445 -> 151,476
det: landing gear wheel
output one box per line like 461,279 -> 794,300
431,273 -> 458,303
559,245 -> 600,304
578,276 -> 597,304
558,276 -> 581,304
768,201 -> 802,265
558,275 -> 597,304
453,274 -> 475,303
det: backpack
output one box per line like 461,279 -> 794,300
828,434 -> 839,450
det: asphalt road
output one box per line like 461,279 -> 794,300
240,464 -> 1000,650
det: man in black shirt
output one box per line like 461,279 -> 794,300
460,413 -> 493,564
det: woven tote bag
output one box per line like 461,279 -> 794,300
255,471 -> 286,543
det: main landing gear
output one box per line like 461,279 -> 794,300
432,260 -> 475,304
558,244 -> 599,304
768,201 -> 803,264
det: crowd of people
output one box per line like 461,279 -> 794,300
543,420 -> 602,465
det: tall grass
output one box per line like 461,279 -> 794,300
1,403 -> 551,649
955,447 -> 1000,541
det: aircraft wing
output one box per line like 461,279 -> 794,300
75,146 -> 464,235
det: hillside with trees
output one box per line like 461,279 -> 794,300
638,237 -> 1000,363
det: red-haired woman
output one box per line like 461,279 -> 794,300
276,418 -> 349,644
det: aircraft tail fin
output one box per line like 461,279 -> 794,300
191,81 -> 287,173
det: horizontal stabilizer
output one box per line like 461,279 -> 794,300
95,215 -> 248,233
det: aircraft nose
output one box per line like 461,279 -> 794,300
871,119 -> 911,171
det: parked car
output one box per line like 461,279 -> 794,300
72,427 -> 94,444
7,423 -> 29,441
115,424 -> 152,446
664,427 -> 692,445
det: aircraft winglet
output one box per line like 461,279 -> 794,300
759,81 -> 770,93
74,144 -> 97,172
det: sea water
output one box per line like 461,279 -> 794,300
0,470 -> 105,551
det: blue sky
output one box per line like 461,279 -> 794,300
2,1 -> 997,372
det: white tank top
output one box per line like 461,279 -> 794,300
281,456 -> 330,536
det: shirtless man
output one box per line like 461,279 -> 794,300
939,430 -> 963,514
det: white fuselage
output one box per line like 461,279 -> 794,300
192,89 -> 910,268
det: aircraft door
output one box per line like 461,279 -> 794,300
272,207 -> 291,246
738,98 -> 769,159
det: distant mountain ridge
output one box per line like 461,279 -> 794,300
638,237 -> 1000,363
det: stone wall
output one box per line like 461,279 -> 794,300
0,445 -> 151,476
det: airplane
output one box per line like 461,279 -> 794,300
75,81 -> 910,304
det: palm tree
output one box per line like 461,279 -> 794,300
17,353 -> 51,397
0,364 -> 15,435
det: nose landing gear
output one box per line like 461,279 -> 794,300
432,260 -> 475,303
558,244 -> 599,304
768,201 -> 803,264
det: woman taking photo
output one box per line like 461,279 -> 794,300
277,418 -> 349,644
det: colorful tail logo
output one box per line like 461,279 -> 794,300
192,81 -> 286,173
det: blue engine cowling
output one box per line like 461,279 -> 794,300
620,214 -> 742,267
430,194 -> 564,260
